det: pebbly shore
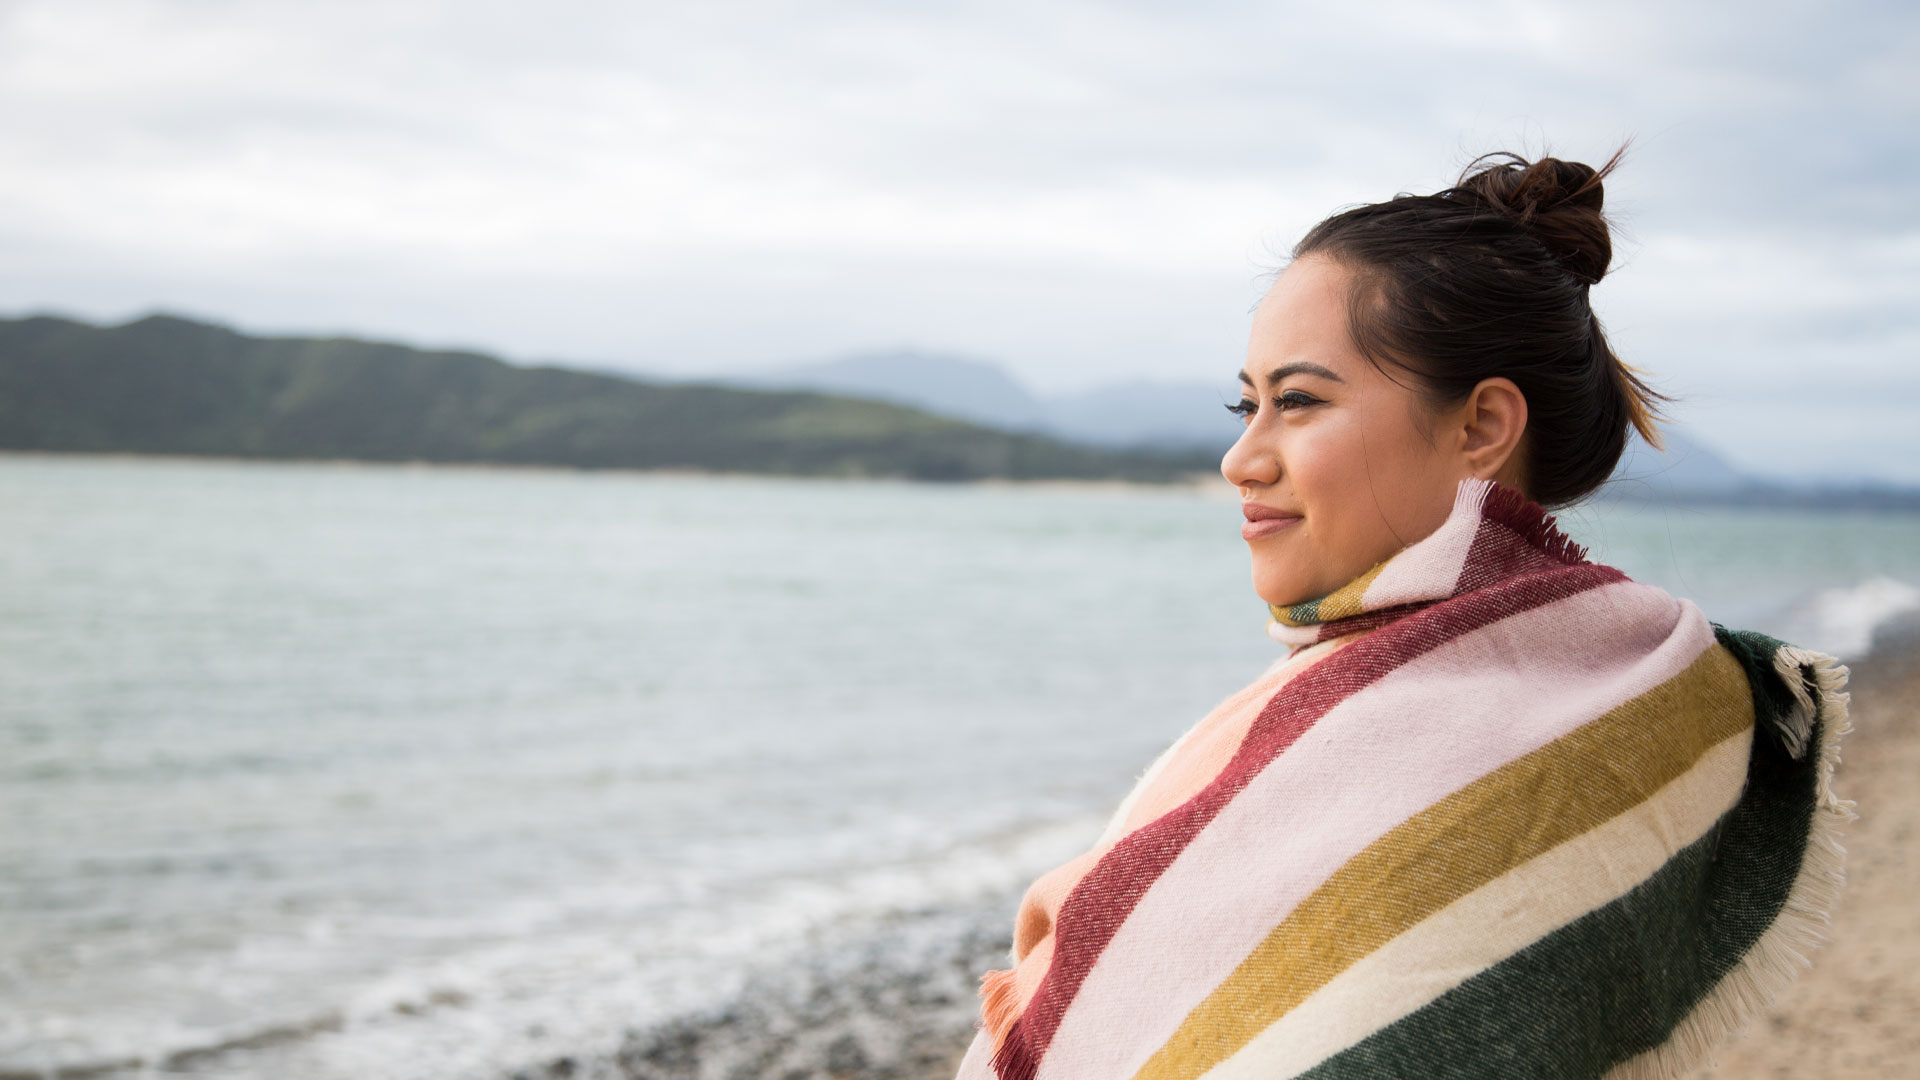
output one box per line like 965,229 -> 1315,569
500,899 -> 1011,1080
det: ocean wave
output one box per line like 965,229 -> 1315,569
1770,576 -> 1920,660
4,814 -> 1096,1080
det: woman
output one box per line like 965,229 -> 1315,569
956,153 -> 1851,1080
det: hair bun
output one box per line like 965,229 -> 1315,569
1454,152 -> 1619,285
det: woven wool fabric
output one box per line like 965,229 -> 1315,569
956,479 -> 1852,1080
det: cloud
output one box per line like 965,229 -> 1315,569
0,0 -> 1914,480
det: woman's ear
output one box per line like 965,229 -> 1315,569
1460,377 -> 1528,481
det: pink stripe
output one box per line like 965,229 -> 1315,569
1360,479 -> 1487,609
991,563 -> 1623,1079
1034,580 -> 1710,1080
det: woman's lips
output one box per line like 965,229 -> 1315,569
1241,504 -> 1303,541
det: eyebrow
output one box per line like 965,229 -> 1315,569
1238,362 -> 1345,387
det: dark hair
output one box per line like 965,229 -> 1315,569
1293,150 -> 1664,507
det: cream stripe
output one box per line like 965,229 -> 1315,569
1033,585 -> 1707,1080
1196,727 -> 1753,1080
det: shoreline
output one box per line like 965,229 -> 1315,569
42,893 -> 1018,1080
500,899 -> 1012,1080
15,450 -> 1920,511
0,448 -> 1228,494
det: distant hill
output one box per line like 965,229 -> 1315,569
731,353 -> 1240,452
734,350 -> 1053,433
0,315 -> 1215,482
744,350 -> 1920,510
1046,380 -> 1242,452
1605,430 -> 1754,499
1605,430 -> 1920,510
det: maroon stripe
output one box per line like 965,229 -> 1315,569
1458,489 -> 1589,593
1456,519 -> 1564,593
991,561 -> 1627,1079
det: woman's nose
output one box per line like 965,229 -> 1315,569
1220,422 -> 1280,489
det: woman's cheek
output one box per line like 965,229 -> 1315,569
1311,421 -> 1408,583
1286,423 -> 1362,524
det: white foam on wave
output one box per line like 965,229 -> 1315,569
1778,576 -> 1920,659
55,812 -> 1100,1080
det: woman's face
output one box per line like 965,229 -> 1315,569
1221,254 -> 1481,608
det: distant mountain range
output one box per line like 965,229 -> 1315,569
0,315 -> 1213,483
5,314 -> 1914,507
732,350 -> 1920,510
721,349 -> 1239,452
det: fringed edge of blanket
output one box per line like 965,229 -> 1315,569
1606,645 -> 1855,1080
978,967 -> 1022,1047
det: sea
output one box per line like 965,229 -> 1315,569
5,454 -> 1918,1079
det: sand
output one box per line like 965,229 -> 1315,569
1688,631 -> 1920,1079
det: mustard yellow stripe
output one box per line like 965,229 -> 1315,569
1312,560 -> 1390,623
1131,643 -> 1755,1080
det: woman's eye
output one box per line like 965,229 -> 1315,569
1273,390 -> 1322,411
1224,399 -> 1258,422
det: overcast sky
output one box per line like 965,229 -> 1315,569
2,0 -> 1915,481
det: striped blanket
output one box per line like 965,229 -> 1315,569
959,479 -> 1851,1080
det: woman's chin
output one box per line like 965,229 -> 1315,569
1251,572 -> 1316,610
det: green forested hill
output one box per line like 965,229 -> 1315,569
0,314 -> 1212,481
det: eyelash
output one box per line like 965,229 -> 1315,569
1225,390 -> 1321,421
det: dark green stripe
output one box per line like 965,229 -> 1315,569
1296,632 -> 1822,1080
